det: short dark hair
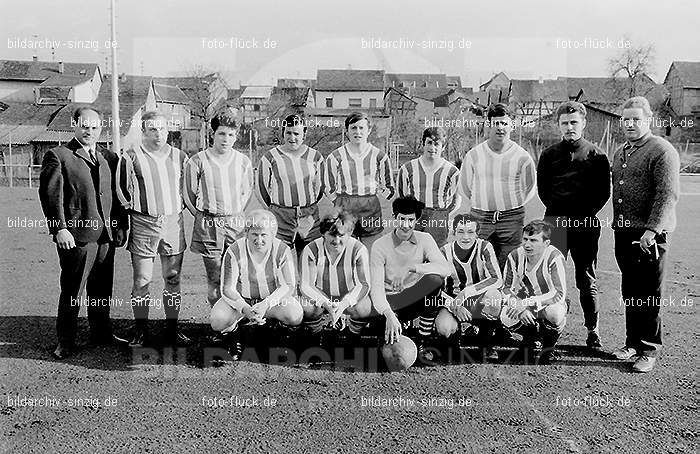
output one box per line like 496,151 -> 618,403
344,112 -> 371,130
392,196 -> 424,219
486,103 -> 512,121
421,127 -> 446,145
452,213 -> 480,232
555,101 -> 587,121
523,220 -> 552,241
319,209 -> 356,236
210,112 -> 241,132
141,111 -> 167,130
281,114 -> 307,134
72,106 -> 103,124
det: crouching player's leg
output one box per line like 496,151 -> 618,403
435,288 -> 502,360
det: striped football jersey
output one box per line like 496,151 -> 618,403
398,158 -> 460,209
324,143 -> 394,196
502,244 -> 567,310
441,238 -> 503,297
258,145 -> 324,207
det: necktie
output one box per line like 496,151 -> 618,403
89,148 -> 97,165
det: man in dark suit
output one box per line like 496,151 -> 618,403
39,107 -> 128,359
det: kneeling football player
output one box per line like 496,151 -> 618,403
299,210 -> 373,340
210,209 -> 303,359
370,196 -> 451,362
500,220 -> 567,364
434,214 -> 503,361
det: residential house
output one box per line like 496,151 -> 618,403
663,61 -> 700,116
315,69 -> 385,110
0,58 -> 101,104
276,78 -> 315,89
240,85 -> 273,124
479,71 -> 510,92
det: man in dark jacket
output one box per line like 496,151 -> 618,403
537,101 -> 611,350
39,107 -> 128,359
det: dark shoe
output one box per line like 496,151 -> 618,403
539,349 -> 561,365
586,332 -> 603,350
209,331 -> 228,345
168,331 -> 192,347
51,344 -> 71,360
129,329 -> 149,348
417,337 -> 438,363
482,346 -> 499,362
91,333 -> 129,346
226,336 -> 244,361
631,355 -> 656,373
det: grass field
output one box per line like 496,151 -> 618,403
0,181 -> 698,454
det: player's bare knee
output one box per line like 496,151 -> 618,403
544,304 -> 566,328
164,270 -> 181,287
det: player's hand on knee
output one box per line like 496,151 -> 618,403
384,311 -> 401,344
454,305 -> 471,323
55,229 -> 75,249
518,308 -> 536,326
250,301 -> 269,325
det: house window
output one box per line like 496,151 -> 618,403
369,98 -> 377,108
349,98 -> 362,108
253,104 -> 260,111
325,97 -> 333,108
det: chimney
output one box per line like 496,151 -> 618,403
58,61 -> 64,73
538,76 -> 543,84
32,55 -> 38,62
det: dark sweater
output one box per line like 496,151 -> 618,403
537,137 -> 611,218
611,133 -> 680,233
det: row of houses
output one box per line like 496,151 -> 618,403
1,58 -> 698,173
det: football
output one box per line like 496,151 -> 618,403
380,335 -> 418,372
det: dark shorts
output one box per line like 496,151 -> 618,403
416,207 -> 450,248
269,203 -> 321,249
334,193 -> 383,238
190,211 -> 245,258
470,206 -> 525,268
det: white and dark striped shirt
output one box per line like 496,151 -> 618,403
258,145 -> 324,207
460,141 -> 536,211
300,237 -> 370,306
441,239 -> 503,298
398,157 -> 460,209
325,144 -> 394,197
183,148 -> 253,216
221,237 -> 296,306
116,144 -> 186,216
502,245 -> 566,311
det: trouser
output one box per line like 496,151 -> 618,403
547,215 -> 601,332
334,193 -> 383,238
416,207 -> 450,248
614,229 -> 668,357
379,274 -> 444,337
470,206 -> 525,269
56,240 -> 116,347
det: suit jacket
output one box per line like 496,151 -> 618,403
39,138 -> 128,243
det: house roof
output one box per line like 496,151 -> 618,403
308,107 -> 389,118
48,74 -> 153,135
269,87 -> 311,106
508,79 -> 569,103
241,86 -> 273,99
385,73 -> 448,88
408,87 -> 452,103
316,69 -> 385,91
154,83 -> 190,104
0,60 -> 97,82
154,73 -> 220,90
276,78 -> 316,88
0,102 -> 63,125
664,61 -> 700,88
479,71 -> 509,90
0,124 -> 46,144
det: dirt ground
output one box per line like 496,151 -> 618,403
1,180 -> 698,454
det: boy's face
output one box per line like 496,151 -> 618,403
522,231 -> 549,257
323,231 -> 349,251
621,107 -> 650,141
422,136 -> 444,159
213,126 -> 238,151
558,112 -> 586,142
394,213 -> 417,241
142,117 -> 168,149
488,115 -> 512,144
346,119 -> 371,145
454,221 -> 478,249
283,125 -> 305,150
246,227 -> 273,253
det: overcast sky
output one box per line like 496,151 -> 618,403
1,0 -> 698,89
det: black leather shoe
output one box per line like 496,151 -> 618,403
51,344 -> 71,360
91,333 -> 129,346
586,332 -> 603,350
129,329 -> 149,348
539,349 -> 561,365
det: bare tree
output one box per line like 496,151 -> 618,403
607,38 -> 656,98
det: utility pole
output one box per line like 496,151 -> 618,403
110,0 -> 121,156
